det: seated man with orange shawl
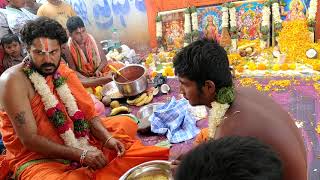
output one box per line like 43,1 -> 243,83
0,17 -> 169,180
64,16 -> 123,87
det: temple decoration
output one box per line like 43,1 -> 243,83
307,0 -> 318,42
197,5 -> 223,42
184,8 -> 192,46
260,1 -> 271,49
158,9 -> 187,50
229,3 -> 238,52
190,7 -> 199,41
156,15 -> 163,48
272,0 -> 282,40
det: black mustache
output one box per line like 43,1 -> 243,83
40,63 -> 56,68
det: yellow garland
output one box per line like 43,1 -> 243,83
278,20 -> 320,66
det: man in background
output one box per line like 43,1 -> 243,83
65,16 -> 124,87
37,0 -> 76,28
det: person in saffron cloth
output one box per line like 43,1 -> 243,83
0,17 -> 169,180
171,39 -> 307,180
64,16 -> 124,88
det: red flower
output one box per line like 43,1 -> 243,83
57,122 -> 70,134
72,111 -> 85,120
56,103 -> 64,111
74,131 -> 82,138
46,107 -> 56,118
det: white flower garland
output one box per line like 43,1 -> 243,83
208,101 -> 230,138
260,5 -> 271,49
184,12 -> 191,34
191,11 -> 198,31
308,0 -> 318,20
229,7 -> 237,28
29,71 -> 97,151
222,7 -> 229,28
156,21 -> 162,38
261,5 -> 271,27
272,3 -> 282,24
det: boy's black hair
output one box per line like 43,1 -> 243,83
175,136 -> 283,180
66,16 -> 85,34
1,33 -> 20,47
173,39 -> 233,91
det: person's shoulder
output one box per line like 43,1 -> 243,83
0,63 -> 28,90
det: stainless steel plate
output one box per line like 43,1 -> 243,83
119,160 -> 173,180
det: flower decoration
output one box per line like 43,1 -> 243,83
23,64 -> 97,152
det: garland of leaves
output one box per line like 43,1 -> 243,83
307,0 -> 318,33
184,8 -> 192,46
271,0 -> 282,37
190,7 -> 199,41
156,15 -> 163,48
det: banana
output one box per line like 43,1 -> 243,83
134,93 -> 147,104
110,106 -> 129,116
135,95 -> 149,107
144,93 -> 154,105
126,98 -> 136,105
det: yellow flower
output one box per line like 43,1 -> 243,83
316,123 -> 320,134
288,63 -> 296,70
94,86 -> 103,100
247,62 -> 257,71
256,84 -> 262,91
272,64 -> 280,71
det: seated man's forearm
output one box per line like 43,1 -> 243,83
23,134 -> 82,161
80,76 -> 112,88
90,117 -> 112,143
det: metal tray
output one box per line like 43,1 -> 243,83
119,160 -> 173,180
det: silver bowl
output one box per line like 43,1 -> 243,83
119,160 -> 173,180
102,81 -> 124,99
136,103 -> 165,121
113,64 -> 147,97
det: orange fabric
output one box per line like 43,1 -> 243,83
316,2 -> 320,41
68,34 -> 102,77
0,63 -> 169,179
145,0 -> 236,48
194,128 -> 209,146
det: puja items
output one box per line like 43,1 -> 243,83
119,160 -> 173,180
113,64 -> 148,97
126,92 -> 154,107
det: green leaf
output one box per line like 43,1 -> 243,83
215,86 -> 235,104
229,26 -> 237,33
156,15 -> 162,22
260,26 -> 270,34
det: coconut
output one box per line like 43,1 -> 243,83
160,84 -> 170,94
306,48 -> 318,59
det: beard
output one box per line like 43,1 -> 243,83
29,56 -> 61,77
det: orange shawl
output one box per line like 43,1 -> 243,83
0,64 -> 169,179
68,34 -> 102,77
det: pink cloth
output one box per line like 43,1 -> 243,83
0,0 -> 8,8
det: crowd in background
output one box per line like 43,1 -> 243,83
0,0 -> 76,75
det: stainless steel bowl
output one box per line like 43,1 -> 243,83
102,81 -> 124,99
113,64 -> 147,97
136,103 -> 165,121
119,160 -> 173,180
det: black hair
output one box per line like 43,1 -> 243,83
173,39 -> 233,90
20,17 -> 67,46
1,33 -> 20,47
66,16 -> 85,34
175,136 -> 283,180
